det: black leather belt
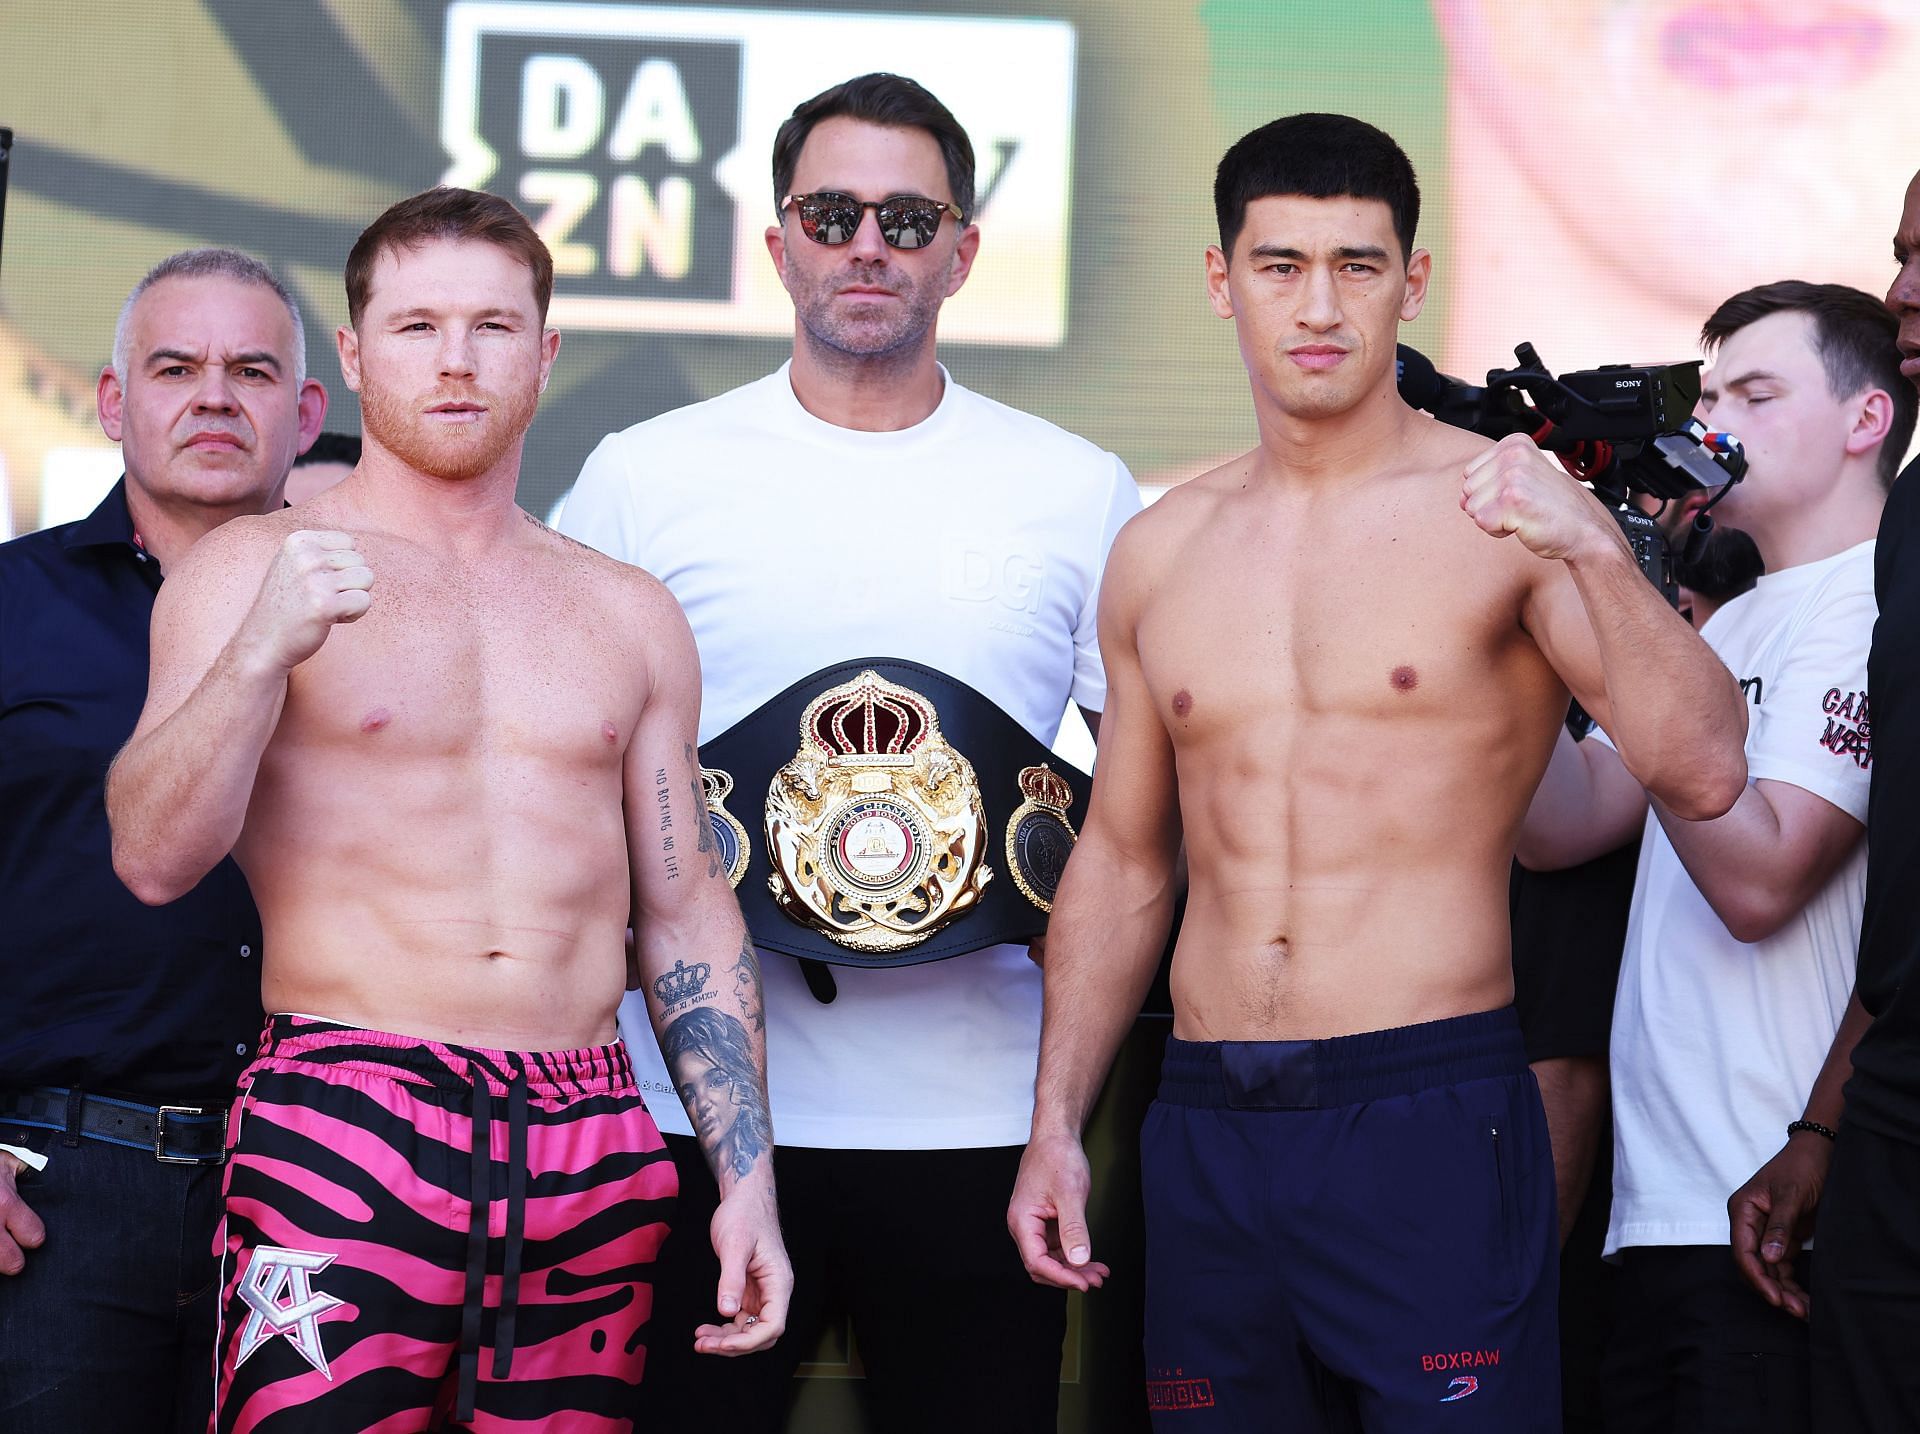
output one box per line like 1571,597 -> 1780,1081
1,1086 -> 228,1165
700,657 -> 1090,988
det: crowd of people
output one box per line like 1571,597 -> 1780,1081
1,68 -> 1918,1434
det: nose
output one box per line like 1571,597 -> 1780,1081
1296,266 -> 1342,332
845,205 -> 891,263
191,368 -> 239,415
1890,253 -> 1920,316
439,327 -> 478,379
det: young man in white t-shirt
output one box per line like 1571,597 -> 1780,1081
1518,280 -> 1915,1434
558,74 -> 1139,1431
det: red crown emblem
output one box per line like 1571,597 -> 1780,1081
801,671 -> 937,760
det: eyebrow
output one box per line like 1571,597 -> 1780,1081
1723,369 -> 1783,389
1246,244 -> 1390,261
146,347 -> 282,371
388,306 -> 525,321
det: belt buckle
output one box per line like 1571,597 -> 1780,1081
155,1104 -> 211,1165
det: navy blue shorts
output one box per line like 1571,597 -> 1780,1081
1141,1007 -> 1560,1432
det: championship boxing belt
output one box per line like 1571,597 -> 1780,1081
697,658 -> 1088,984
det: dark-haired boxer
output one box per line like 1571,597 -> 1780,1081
1009,112 -> 1747,1432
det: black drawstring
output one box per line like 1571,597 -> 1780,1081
456,1071 -> 491,1422
493,1060 -> 529,1377
456,1061 -> 533,1419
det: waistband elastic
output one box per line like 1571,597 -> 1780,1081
1156,1007 -> 1526,1110
257,1015 -> 634,1100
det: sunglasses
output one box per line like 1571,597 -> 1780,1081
780,192 -> 964,250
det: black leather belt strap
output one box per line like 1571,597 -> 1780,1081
0,1085 -> 228,1164
703,656 -> 1091,980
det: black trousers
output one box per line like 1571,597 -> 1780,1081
1811,1121 -> 1920,1432
0,1134 -> 225,1433
640,1134 -> 1067,1434
1599,1245 -> 1811,1434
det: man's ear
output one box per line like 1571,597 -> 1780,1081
1845,387 -> 1896,460
336,324 -> 363,394
1400,247 -> 1432,324
1205,246 -> 1234,320
97,366 -> 126,442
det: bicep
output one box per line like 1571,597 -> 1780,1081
622,589 -> 715,925
1077,596 -> 1179,870
1520,561 -> 1615,733
1753,779 -> 1866,897
133,539 -> 262,738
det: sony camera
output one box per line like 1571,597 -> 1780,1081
1398,343 -> 1748,603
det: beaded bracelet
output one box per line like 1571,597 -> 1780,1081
1787,1119 -> 1838,1141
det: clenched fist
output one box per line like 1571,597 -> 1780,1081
1461,433 -> 1626,565
240,530 -> 374,673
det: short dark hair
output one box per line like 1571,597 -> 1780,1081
1214,113 -> 1420,261
1702,280 -> 1917,489
346,187 -> 553,327
771,73 -> 975,222
294,432 -> 361,468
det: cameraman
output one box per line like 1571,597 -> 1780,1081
1517,280 -> 1910,1434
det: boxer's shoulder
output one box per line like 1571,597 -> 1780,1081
172,507 -> 307,585
526,512 -> 690,632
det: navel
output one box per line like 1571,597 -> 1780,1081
360,707 -> 393,734
1389,666 -> 1419,694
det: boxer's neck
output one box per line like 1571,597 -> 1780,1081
337,439 -> 531,551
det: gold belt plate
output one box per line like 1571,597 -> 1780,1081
764,670 -> 992,952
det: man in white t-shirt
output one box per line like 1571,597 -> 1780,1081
558,73 -> 1139,1432
1518,280 -> 1914,1434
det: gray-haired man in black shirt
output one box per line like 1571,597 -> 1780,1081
0,248 -> 324,1433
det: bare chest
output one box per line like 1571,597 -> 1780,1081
276,550 -> 642,763
1139,499 -> 1546,745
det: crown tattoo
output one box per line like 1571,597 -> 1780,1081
653,959 -> 710,1007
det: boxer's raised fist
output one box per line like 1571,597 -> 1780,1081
241,530 -> 375,672
1461,433 -> 1625,565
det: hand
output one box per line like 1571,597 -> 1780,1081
1008,1130 -> 1109,1292
1728,1133 -> 1832,1320
1461,434 -> 1625,564
696,1176 -> 791,1356
0,1151 -> 46,1276
239,530 -> 374,673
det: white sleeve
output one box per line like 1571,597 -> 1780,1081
1068,453 -> 1145,714
1746,581 -> 1876,822
553,432 -> 643,565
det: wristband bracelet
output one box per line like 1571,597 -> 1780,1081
1787,1119 -> 1838,1142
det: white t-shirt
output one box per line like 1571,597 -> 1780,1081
1604,540 -> 1875,1256
557,364 -> 1141,1148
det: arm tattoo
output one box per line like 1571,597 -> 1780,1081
654,765 -> 680,880
728,933 -> 765,1034
662,1005 -> 772,1181
686,742 -> 720,878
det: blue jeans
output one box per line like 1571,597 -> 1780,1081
0,1133 -> 225,1433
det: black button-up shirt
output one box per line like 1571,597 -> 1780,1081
0,481 -> 262,1104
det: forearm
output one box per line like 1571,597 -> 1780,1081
108,638 -> 288,903
637,906 -> 772,1197
1651,783 -> 1785,942
1798,991 -> 1872,1130
1564,537 -> 1747,819
1030,840 -> 1177,1138
1518,727 -> 1648,871
1531,1055 -> 1607,1246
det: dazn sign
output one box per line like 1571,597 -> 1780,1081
441,2 -> 1076,344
